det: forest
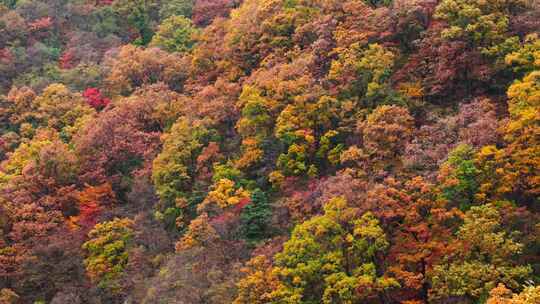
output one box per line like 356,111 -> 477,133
0,0 -> 539,303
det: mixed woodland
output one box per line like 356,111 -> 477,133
0,0 -> 539,303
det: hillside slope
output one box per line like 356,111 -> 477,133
0,0 -> 539,303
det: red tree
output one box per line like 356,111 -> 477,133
82,88 -> 110,110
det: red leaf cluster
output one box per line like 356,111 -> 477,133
83,88 -> 110,110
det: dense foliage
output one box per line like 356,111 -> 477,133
0,0 -> 539,303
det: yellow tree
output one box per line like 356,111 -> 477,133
233,255 -> 280,304
487,284 -> 540,304
475,71 -> 540,204
235,86 -> 276,170
329,43 -> 396,105
82,218 -> 134,293
32,84 -> 95,139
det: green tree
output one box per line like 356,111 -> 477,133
113,0 -> 157,45
434,0 -> 527,57
0,0 -> 16,9
150,15 -> 198,53
240,189 -> 272,243
505,33 -> 540,76
438,144 -> 480,210
364,0 -> 392,8
160,0 -> 194,19
152,118 -> 212,230
270,197 -> 399,303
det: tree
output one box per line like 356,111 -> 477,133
502,70 -> 540,199
69,183 -> 117,229
82,88 -> 110,110
370,177 -> 462,302
394,25 -> 486,99
505,33 -> 540,77
456,98 -> 500,148
438,144 -> 480,210
175,213 -> 218,251
82,218 -> 134,294
32,83 -> 95,139
0,129 -> 81,302
152,118 -> 213,230
361,105 -> 414,162
275,135 -> 317,178
192,0 -> 239,27
150,15 -> 197,53
159,0 -> 194,19
1,86 -> 37,128
0,288 -> 19,303
434,0 -> 527,56
144,220 -> 246,304
329,43 -> 396,104
474,70 -> 540,204
487,284 -> 540,304
344,105 -> 413,177
0,128 -> 78,186
401,0 -> 529,99
403,98 -> 499,176
74,87 -> 164,194
430,204 -> 531,302
112,0 -> 157,45
270,197 -> 399,303
0,84 -> 94,141
1,0 -> 539,302
198,178 -> 250,214
274,96 -> 345,176
233,255 -> 280,304
14,231 -> 87,303
105,45 -> 189,95
240,189 -> 272,243
235,86 -> 276,170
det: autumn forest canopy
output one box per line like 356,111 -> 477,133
0,0 -> 539,303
